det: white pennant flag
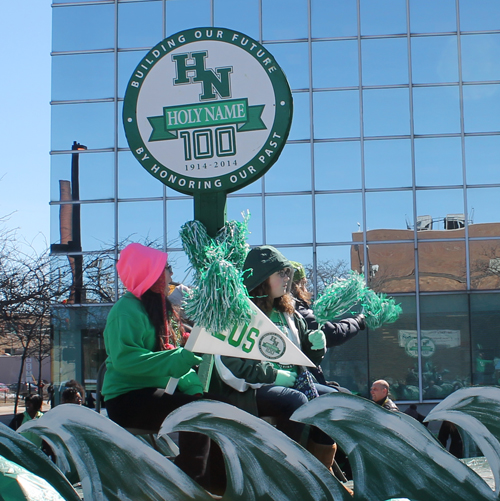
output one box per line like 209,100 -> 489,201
184,299 -> 315,367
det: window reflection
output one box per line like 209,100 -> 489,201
409,0 -> 457,34
364,139 -> 411,189
316,193 -> 362,243
467,187 -> 500,225
361,38 -> 409,86
265,42 -> 309,90
288,92 -> 310,140
416,188 -> 465,238
463,84 -> 500,133
51,152 -> 115,202
52,53 -> 114,101
411,36 -> 458,84
166,0 -> 211,34
465,136 -> 500,185
365,191 -> 413,232
368,296 -> 418,401
351,241 -> 416,294
415,137 -> 463,187
118,51 -> 147,98
265,143 -> 311,192
118,1 -> 163,49
459,0 -> 500,32
214,0 -> 259,40
52,5 -> 115,52
262,0 -> 308,40
167,198 -> 193,246
313,90 -> 360,139
118,151 -> 163,199
360,0 -> 407,36
118,200 -> 163,245
51,102 -> 115,152
469,237 -> 500,290
461,34 -> 500,83
165,250 -> 195,286
311,0 -> 358,38
265,194 -> 312,244
226,196 -> 263,245
413,86 -> 460,135
314,141 -> 361,191
312,40 -> 359,89
363,88 -> 410,137
419,295 -> 471,397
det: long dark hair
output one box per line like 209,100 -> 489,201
250,279 -> 295,315
291,279 -> 312,305
141,290 -> 184,351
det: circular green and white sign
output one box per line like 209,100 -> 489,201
405,337 -> 436,358
123,28 -> 293,195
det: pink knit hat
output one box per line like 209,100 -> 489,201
116,243 -> 168,298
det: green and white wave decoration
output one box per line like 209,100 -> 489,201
1,386 -> 499,500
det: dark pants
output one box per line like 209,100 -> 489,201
256,383 -> 337,445
105,388 -> 210,484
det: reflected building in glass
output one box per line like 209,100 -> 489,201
50,0 -> 500,406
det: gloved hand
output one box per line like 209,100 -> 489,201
275,370 -> 297,387
168,348 -> 204,378
177,369 -> 204,395
308,330 -> 326,350
354,313 -> 366,330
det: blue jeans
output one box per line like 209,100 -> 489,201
256,383 -> 337,445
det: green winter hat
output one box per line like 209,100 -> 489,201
243,245 -> 292,292
289,261 -> 306,282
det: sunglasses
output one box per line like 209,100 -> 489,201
277,268 -> 292,278
166,264 -> 173,273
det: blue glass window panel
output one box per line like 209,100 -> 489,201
314,141 -> 362,191
415,137 -> 463,187
315,246 -> 354,275
284,247 -> 314,274
118,151 -> 163,199
235,178 -> 263,195
265,42 -> 309,90
411,36 -> 458,84
311,0 -> 358,38
118,50 -> 148,99
226,196 -> 263,246
465,136 -> 500,185
416,188 -> 465,233
262,0 -> 308,41
365,191 -> 413,232
51,152 -> 114,202
52,5 -> 114,52
118,101 -> 128,149
363,88 -> 410,137
316,193 -> 362,243
118,1 -> 163,49
364,139 -> 412,189
459,0 -> 500,32
166,0 -> 211,34
361,38 -> 409,86
409,0 -> 457,34
265,143 -> 312,192
467,187 -> 500,224
360,0 -> 407,36
314,90 -> 360,139
412,86 -> 460,135
288,92 -> 311,141
214,0 -> 259,40
165,250 -> 194,285
265,195 -> 312,245
461,34 -> 500,83
463,84 -> 500,133
51,102 -> 115,152
167,198 -> 193,246
118,200 -> 164,245
52,53 -> 114,101
312,40 -> 359,89
82,203 -> 115,251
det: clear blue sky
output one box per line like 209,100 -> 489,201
0,3 -> 51,252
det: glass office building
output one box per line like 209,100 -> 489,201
50,0 -> 500,404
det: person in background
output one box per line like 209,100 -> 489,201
8,394 -> 44,447
289,261 -> 365,387
61,387 -> 83,405
404,404 -> 427,426
438,421 -> 463,458
101,243 -> 209,487
63,380 -> 86,405
370,379 -> 399,411
210,246 -> 340,476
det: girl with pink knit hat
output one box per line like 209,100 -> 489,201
101,243 -> 210,485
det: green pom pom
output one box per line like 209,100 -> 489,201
312,271 -> 367,325
362,289 -> 402,330
180,215 -> 252,332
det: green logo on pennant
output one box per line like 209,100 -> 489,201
123,28 -> 292,195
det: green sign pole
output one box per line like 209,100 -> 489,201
193,192 -> 227,238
